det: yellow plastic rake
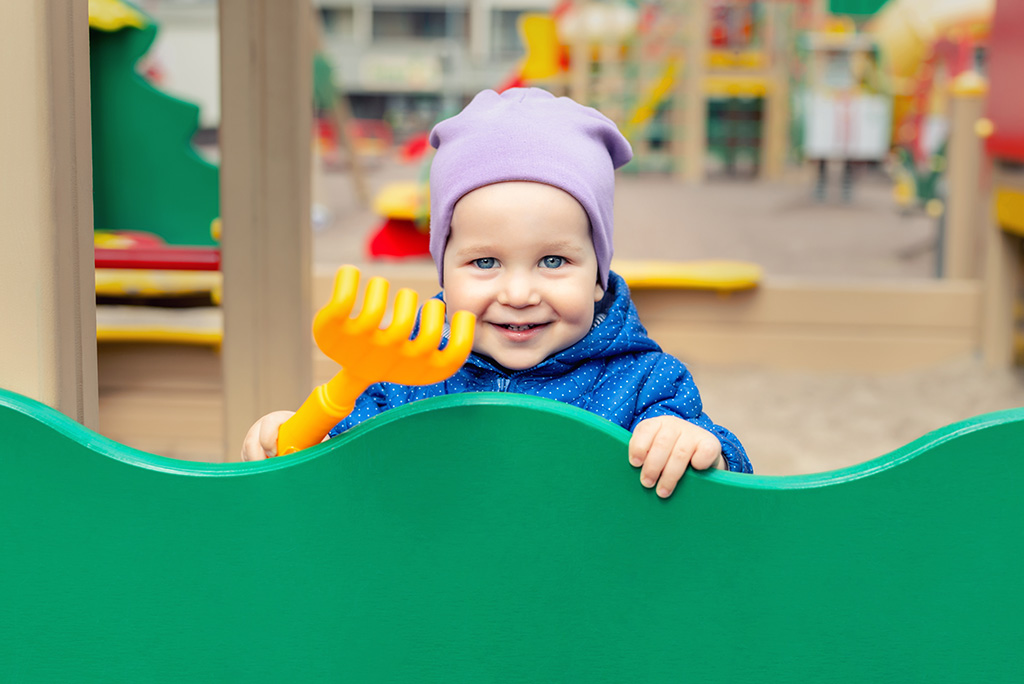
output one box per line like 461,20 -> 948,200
277,265 -> 476,456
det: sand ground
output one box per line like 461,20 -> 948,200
309,155 -> 1024,475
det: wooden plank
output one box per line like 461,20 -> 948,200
674,0 -> 707,183
982,166 -> 1024,368
0,0 -> 97,428
634,280 -> 981,371
758,3 -> 787,181
97,343 -> 224,461
96,305 -> 222,346
943,76 -> 987,278
97,389 -> 223,463
219,0 -> 314,458
651,328 -> 979,373
631,279 -> 982,329
97,343 -> 221,392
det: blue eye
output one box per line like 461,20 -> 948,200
473,257 -> 497,269
540,256 -> 565,268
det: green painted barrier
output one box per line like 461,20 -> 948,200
1,387 -> 1021,682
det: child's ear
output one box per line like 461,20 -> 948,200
593,281 -> 604,303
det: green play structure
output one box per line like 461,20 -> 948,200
90,3 -> 219,246
1,388 -> 1021,682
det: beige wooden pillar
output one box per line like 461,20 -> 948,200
569,38 -> 590,105
981,164 -> 1024,369
759,3 -> 788,181
943,72 -> 988,279
0,0 -> 98,428
673,0 -> 707,183
220,0 -> 314,457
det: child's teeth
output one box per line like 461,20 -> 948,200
507,324 -> 531,331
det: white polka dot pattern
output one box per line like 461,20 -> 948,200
328,272 -> 752,472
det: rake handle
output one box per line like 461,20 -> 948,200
276,370 -> 369,456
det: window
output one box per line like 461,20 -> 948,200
491,10 -> 526,59
320,7 -> 355,40
372,9 -> 467,41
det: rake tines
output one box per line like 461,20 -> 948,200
277,265 -> 475,455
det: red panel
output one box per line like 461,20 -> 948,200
985,0 -> 1024,162
95,246 -> 221,271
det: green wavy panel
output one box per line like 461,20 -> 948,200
1,388 -> 1021,682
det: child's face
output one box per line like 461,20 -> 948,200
443,181 -> 604,371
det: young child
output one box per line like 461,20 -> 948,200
243,87 -> 752,495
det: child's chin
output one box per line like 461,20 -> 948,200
493,356 -> 537,371
486,350 -> 545,373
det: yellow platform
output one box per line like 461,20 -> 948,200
612,259 -> 762,292
996,187 -> 1024,238
96,305 -> 222,347
96,269 -> 221,300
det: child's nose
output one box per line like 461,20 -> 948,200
496,272 -> 541,308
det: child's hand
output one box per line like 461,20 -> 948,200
628,416 -> 723,498
240,411 -> 295,461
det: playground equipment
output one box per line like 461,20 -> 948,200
366,181 -> 432,260
2,387 -> 1022,681
513,0 -> 805,180
870,0 -> 993,116
89,0 -> 224,344
898,0 -> 1024,364
866,0 -> 993,213
277,266 -> 475,455
369,0 -> 804,260
89,0 -> 219,248
800,22 -> 891,201
977,0 -> 1024,365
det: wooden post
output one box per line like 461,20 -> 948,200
674,0 -> 707,183
598,39 -> 623,125
943,72 -> 988,279
0,0 -> 98,428
981,164 -> 1024,369
569,37 -> 590,105
759,3 -> 788,181
219,0 -> 314,458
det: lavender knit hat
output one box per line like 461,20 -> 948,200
428,88 -> 633,288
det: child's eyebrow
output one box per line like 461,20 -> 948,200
451,244 -> 496,258
536,240 -> 584,254
451,240 -> 586,259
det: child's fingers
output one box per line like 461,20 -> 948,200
241,411 -> 294,461
241,420 -> 268,462
638,422 -> 680,489
655,441 -> 695,498
690,434 -> 723,471
628,418 -> 661,467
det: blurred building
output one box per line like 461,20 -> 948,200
318,0 -> 551,138
141,0 -> 547,139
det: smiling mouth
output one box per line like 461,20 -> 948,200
494,323 -> 545,332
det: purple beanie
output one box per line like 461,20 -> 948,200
428,88 -> 633,288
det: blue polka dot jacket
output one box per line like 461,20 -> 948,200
329,272 -> 752,472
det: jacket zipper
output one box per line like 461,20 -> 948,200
496,377 -> 510,392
